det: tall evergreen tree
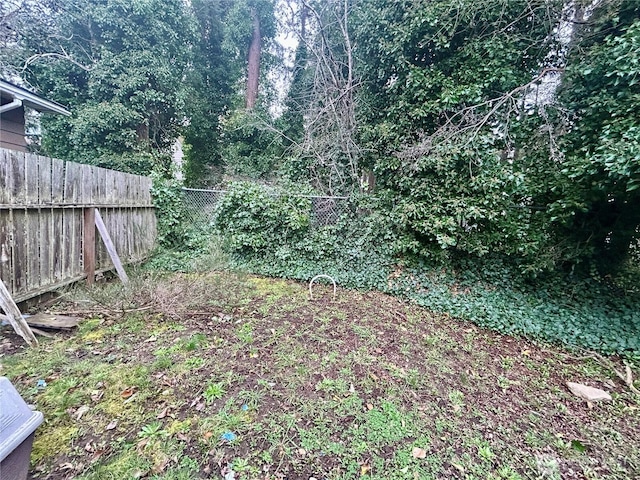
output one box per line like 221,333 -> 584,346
182,0 -> 235,185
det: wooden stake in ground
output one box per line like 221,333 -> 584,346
84,207 -> 96,286
94,208 -> 129,285
0,277 -> 37,346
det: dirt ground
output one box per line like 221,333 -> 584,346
1,272 -> 638,480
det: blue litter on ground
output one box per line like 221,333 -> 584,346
220,431 -> 237,442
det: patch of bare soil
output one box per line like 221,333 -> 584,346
0,272 -> 638,480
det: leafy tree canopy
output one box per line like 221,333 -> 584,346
4,0 -> 196,173
349,0 -> 640,273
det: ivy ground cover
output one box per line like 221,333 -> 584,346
1,272 -> 638,479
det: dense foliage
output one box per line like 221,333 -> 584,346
184,0 -> 279,185
1,0 -> 278,177
16,0 -> 196,173
4,0 -> 640,354
555,2 -> 640,272
177,182 -> 640,357
348,0 -> 640,274
213,182 -> 311,251
352,0 -> 555,269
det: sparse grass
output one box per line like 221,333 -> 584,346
0,271 -> 638,479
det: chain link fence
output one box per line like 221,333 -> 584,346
182,188 -> 226,225
181,187 -> 352,227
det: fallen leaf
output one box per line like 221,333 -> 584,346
123,392 -> 138,404
151,454 -> 170,474
360,464 -> 371,476
136,438 -> 149,453
521,349 -> 531,356
75,405 -> 90,421
412,447 -> 427,459
203,431 -> 213,440
90,449 -> 107,463
157,407 -> 170,419
105,420 -> 118,431
566,382 -> 612,402
120,387 -> 137,399
59,463 -> 74,471
452,404 -> 461,412
366,403 -> 374,411
90,390 -> 104,402
451,463 -> 465,473
177,432 -> 189,442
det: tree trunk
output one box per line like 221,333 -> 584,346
245,8 -> 261,110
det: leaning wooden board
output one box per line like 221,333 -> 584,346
0,277 -> 37,345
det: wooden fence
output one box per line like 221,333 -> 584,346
0,148 -> 156,303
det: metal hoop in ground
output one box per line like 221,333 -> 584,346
308,275 -> 337,301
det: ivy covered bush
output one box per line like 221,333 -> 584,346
203,184 -> 640,357
213,182 -> 312,254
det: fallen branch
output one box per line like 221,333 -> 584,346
591,353 -> 640,396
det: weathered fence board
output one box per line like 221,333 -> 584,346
0,148 -> 157,302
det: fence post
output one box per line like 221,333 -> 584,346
83,208 -> 96,286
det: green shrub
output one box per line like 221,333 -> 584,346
213,182 -> 312,254
217,190 -> 640,357
151,181 -> 640,357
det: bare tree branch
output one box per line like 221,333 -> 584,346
397,67 -> 566,164
22,48 -> 96,71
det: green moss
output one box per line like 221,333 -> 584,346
249,276 -> 301,299
167,418 -> 193,435
31,425 -> 79,464
75,446 -> 152,479
78,318 -> 104,338
80,363 -> 154,425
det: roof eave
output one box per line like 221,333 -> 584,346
0,80 -> 71,116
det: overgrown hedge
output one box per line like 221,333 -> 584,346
156,181 -> 640,358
